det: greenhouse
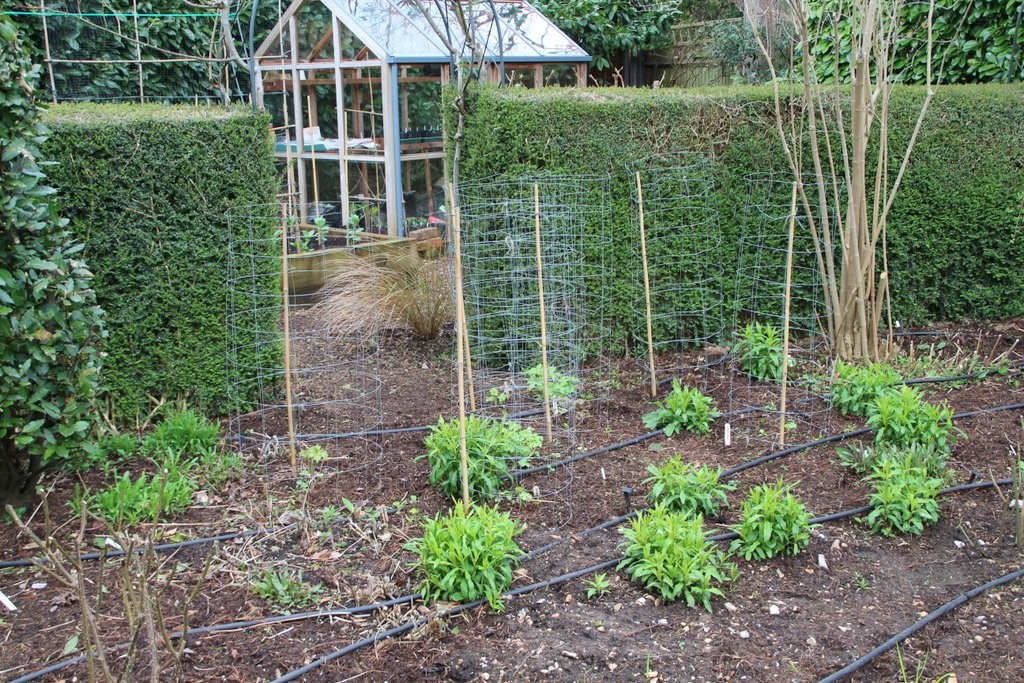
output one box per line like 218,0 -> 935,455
254,0 -> 590,236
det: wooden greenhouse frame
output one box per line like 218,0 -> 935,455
253,0 -> 590,237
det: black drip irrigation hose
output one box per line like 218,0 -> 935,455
268,478 -> 1016,683
9,476 -> 1017,683
818,563 -> 1024,683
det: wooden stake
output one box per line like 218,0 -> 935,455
534,184 -> 553,442
636,171 -> 657,399
307,94 -> 321,208
458,278 -> 476,412
452,205 -> 471,509
779,181 -> 798,448
281,216 -> 298,476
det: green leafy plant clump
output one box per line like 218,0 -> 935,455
733,322 -> 786,381
250,568 -> 324,612
644,457 -> 736,518
730,479 -> 815,561
142,409 -> 220,458
837,441 -> 951,482
642,379 -> 719,436
832,360 -> 902,417
0,17 -> 106,508
525,364 -> 580,410
423,416 -> 543,501
76,451 -> 196,527
865,455 -> 943,537
405,503 -> 523,610
618,504 -> 736,610
866,386 -> 958,452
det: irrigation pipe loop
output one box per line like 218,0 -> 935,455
9,478 -> 1015,683
818,564 -> 1024,683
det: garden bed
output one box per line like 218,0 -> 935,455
1,317 -> 1023,682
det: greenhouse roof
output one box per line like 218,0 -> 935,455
312,0 -> 589,63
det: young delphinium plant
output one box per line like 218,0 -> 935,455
644,457 -> 736,519
733,322 -> 786,381
642,380 -> 719,436
864,455 -> 943,537
76,450 -> 196,527
618,504 -> 736,611
730,479 -> 814,561
405,503 -> 523,610
831,360 -> 902,417
422,416 -> 543,501
837,442 -> 951,482
525,364 -> 580,413
866,386 -> 958,453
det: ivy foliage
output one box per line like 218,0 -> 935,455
455,85 -> 1024,353
807,0 -> 1024,84
531,0 -> 683,72
0,15 -> 105,507
41,103 -> 278,420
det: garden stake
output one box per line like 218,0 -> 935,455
457,263 -> 476,412
635,171 -> 657,398
778,181 -> 798,447
280,214 -> 298,475
306,94 -> 321,209
534,183 -> 554,442
451,204 -> 471,508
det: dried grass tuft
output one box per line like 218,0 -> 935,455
318,249 -> 453,340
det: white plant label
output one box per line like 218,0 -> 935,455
725,423 -> 732,447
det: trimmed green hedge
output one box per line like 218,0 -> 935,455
41,104 -> 279,420
456,85 -> 1024,352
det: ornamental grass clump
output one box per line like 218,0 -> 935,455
866,386 -> 957,453
642,380 -> 719,436
618,504 -> 735,611
405,503 -> 523,610
730,479 -> 814,561
864,455 -> 943,537
644,457 -> 735,519
831,360 -> 901,417
422,416 -> 542,501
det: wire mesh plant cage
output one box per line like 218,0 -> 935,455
226,205 -> 384,475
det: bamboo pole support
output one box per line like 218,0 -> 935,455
458,277 -> 476,412
452,205 -> 471,509
779,181 -> 798,448
534,184 -> 554,442
280,216 -> 298,476
636,171 -> 657,399
307,95 -> 321,208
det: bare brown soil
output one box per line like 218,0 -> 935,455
1,318 -> 1023,683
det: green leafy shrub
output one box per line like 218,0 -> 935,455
865,455 -> 943,537
423,416 -> 543,501
250,568 -> 323,612
832,360 -> 901,417
41,103 -> 278,421
0,17 -> 106,508
78,451 -> 196,527
618,505 -> 735,610
866,386 -> 957,452
405,503 -> 523,610
642,380 -> 719,436
837,441 -> 951,481
730,480 -> 814,560
197,450 -> 244,489
644,457 -> 735,518
142,409 -> 219,458
525,364 -> 580,405
733,323 -> 786,381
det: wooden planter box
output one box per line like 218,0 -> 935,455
285,230 -> 411,296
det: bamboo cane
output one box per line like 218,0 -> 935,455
452,205 -> 471,509
307,95 -> 321,210
280,215 -> 298,476
779,181 -> 798,448
534,183 -> 553,442
636,171 -> 657,398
